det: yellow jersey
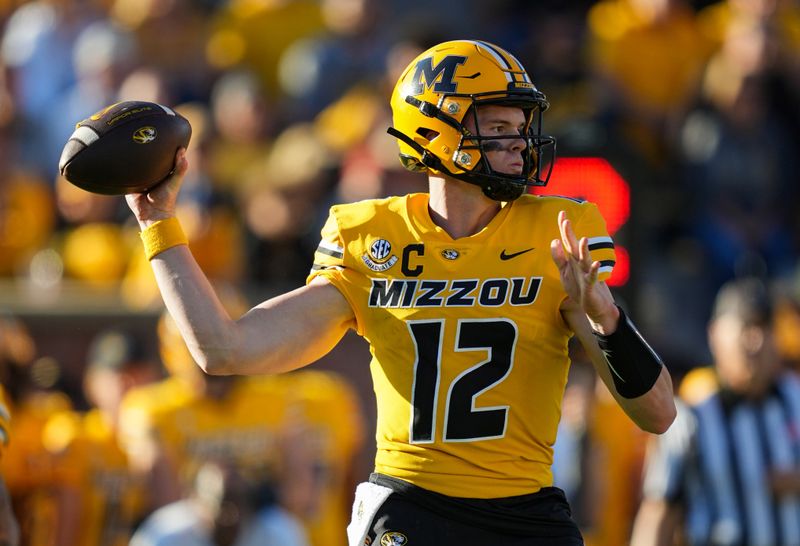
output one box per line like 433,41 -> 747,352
44,409 -> 147,546
0,391 -> 72,546
118,375 -> 196,472
308,193 -> 616,498
129,373 -> 364,546
271,371 -> 365,546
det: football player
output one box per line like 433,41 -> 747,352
125,39 -> 676,545
119,300 -> 364,546
45,329 -> 158,546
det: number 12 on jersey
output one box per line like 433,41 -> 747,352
407,318 -> 518,443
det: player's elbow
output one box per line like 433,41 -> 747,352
641,403 -> 677,435
193,350 -> 236,376
187,339 -> 240,376
647,414 -> 675,435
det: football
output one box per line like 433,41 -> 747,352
58,101 -> 192,195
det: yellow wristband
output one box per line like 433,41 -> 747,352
139,217 -> 188,260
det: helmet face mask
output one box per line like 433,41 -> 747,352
389,40 -> 556,201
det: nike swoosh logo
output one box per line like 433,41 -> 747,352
500,248 -> 535,260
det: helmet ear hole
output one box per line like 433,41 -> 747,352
416,128 -> 439,141
399,154 -> 427,172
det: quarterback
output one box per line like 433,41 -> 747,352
125,40 -> 676,545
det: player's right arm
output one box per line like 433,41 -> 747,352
125,150 -> 355,376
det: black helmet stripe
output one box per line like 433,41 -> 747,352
501,50 -> 532,84
467,40 -> 515,85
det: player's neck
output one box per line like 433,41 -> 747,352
427,175 -> 502,239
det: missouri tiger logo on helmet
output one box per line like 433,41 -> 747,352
388,40 -> 555,201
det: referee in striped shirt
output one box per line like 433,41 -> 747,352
632,277 -> 800,546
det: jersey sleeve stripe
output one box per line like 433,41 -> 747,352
311,264 -> 344,272
588,241 -> 614,251
598,260 -> 616,276
316,242 -> 344,259
587,236 -> 613,246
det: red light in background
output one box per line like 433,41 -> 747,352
608,245 -> 629,286
533,157 -> 631,286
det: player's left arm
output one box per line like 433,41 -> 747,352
552,210 -> 676,434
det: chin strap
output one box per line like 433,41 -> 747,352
386,127 -> 445,172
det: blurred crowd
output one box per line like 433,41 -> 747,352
0,0 -> 798,352
1,291 -> 366,546
1,0 -> 800,544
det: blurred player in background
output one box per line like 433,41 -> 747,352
124,39 -> 675,544
0,387 -> 19,546
119,287 -> 365,546
43,328 -> 159,546
0,312 -> 70,546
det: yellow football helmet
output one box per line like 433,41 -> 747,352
388,39 -> 555,201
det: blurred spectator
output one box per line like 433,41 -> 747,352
49,19 -> 138,175
277,0 -> 391,120
43,328 -> 159,546
117,66 -> 176,106
587,0 -> 712,166
129,460 -> 309,546
634,0 -> 800,365
108,0 -> 214,103
678,15 -> 799,289
235,121 -> 335,284
118,290 -> 365,545
0,387 -> 20,546
697,0 -> 800,57
0,170 -> 55,278
117,288 -> 253,509
632,277 -> 800,545
206,0 -> 325,100
0,0 -> 99,177
266,370 -> 365,546
206,69 -> 276,194
773,271 -> 800,374
53,171 -> 138,287
0,311 -> 71,546
513,4 -> 600,149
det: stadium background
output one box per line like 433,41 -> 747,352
1,0 -> 799,544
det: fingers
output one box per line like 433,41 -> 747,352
558,210 -> 581,258
558,211 -> 593,271
588,260 -> 600,286
550,238 -> 567,270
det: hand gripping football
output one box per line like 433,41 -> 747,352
59,101 -> 192,195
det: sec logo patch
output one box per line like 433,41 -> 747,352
380,531 -> 408,545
